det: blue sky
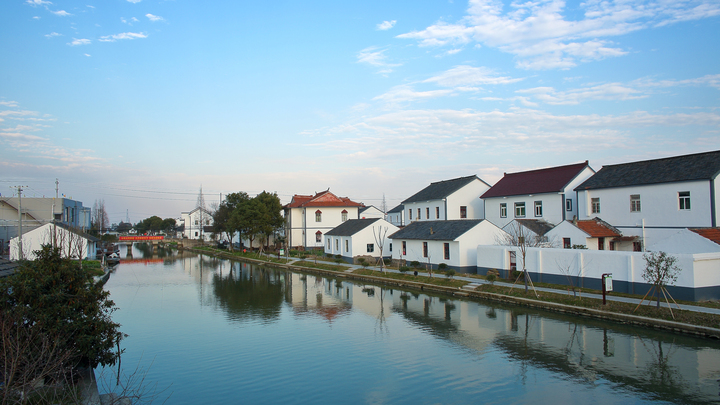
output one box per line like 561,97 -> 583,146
2,0 -> 719,224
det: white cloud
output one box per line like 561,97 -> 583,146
33,16 -> 40,19
25,0 -> 51,6
423,65 -> 523,88
0,101 -> 19,107
99,32 -> 147,42
146,13 -> 164,22
373,84 -> 453,104
377,20 -> 396,30
398,0 -> 720,70
356,46 -> 402,74
517,83 -> 646,105
45,32 -> 61,38
49,9 -> 72,17
87,5 -> 94,9
84,53 -> 91,57
127,0 -> 142,3
68,38 -> 91,46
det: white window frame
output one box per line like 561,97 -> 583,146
500,203 -> 507,218
515,202 -> 526,218
591,198 -> 600,214
565,199 -> 572,211
679,191 -> 691,210
630,195 -> 641,213
534,201 -> 542,217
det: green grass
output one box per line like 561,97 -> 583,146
352,269 -> 468,289
292,260 -> 350,272
477,284 -> 720,329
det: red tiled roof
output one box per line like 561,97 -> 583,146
284,190 -> 364,209
689,228 -> 720,245
481,162 -> 591,198
575,219 -> 621,238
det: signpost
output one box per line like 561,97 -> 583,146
602,273 -> 613,305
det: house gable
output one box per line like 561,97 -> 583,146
482,162 -> 592,199
402,175 -> 488,204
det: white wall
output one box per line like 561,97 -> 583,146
10,223 -> 97,261
324,220 -> 399,259
484,193 -> 564,229
577,180 -> 713,231
287,206 -> 360,248
404,179 -> 489,223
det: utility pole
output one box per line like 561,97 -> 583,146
13,186 -> 28,260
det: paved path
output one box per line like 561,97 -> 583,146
271,254 -> 720,316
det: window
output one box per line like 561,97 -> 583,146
679,191 -> 691,210
422,242 -> 428,257
500,203 -> 507,218
534,201 -> 542,217
345,240 -> 349,252
316,231 -> 322,243
435,207 -> 440,219
609,241 -> 615,251
460,206 -> 467,219
509,251 -> 516,271
591,198 -> 600,214
327,238 -> 331,250
563,238 -> 571,249
409,209 -> 412,220
194,231 -> 198,237
315,210 -> 322,222
335,238 -> 339,250
417,208 -> 421,220
195,220 -> 198,225
389,243 -> 392,252
341,210 -> 348,221
633,241 -> 642,252
566,199 -> 572,211
402,241 -> 406,255
515,202 -> 526,218
367,244 -> 374,253
630,195 -> 641,212
426,207 -> 430,219
443,243 -> 450,260
206,220 -> 210,225
598,237 -> 605,250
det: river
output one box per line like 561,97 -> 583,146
96,247 -> 720,404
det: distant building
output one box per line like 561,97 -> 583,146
575,150 -> 720,245
284,190 -> 364,249
358,205 -> 384,219
10,222 -> 98,261
402,175 -> 491,223
179,207 -> 215,242
324,218 -> 399,263
482,162 -> 595,229
386,204 -> 404,227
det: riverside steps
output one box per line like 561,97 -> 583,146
183,246 -> 720,339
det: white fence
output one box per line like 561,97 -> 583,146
476,245 -> 720,301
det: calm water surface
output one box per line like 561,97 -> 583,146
97,248 -> 720,404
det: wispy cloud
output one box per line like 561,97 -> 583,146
25,0 -> 51,6
373,85 -> 453,104
45,32 -> 61,38
0,101 -> 19,107
121,17 -> 140,25
423,65 -> 523,89
357,46 -> 402,74
377,20 -> 396,30
49,9 -> 72,17
127,0 -> 142,3
68,38 -> 91,46
397,0 -> 720,70
99,32 -> 147,42
146,13 -> 164,22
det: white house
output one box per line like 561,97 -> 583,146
358,205 -> 385,219
324,218 -> 399,263
646,228 -> 720,254
402,175 -> 491,223
284,190 -> 364,249
386,204 -> 404,227
389,219 -> 507,273
501,219 -> 557,247
546,218 -> 640,251
10,222 -> 98,261
1,197 -> 92,248
180,207 -> 215,242
482,162 -> 595,229
574,150 -> 720,246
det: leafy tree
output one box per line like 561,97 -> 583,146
213,192 -> 251,251
0,246 -> 123,381
253,191 -> 284,250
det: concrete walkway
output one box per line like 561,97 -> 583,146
274,254 -> 720,316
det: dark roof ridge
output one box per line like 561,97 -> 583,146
502,161 -> 589,177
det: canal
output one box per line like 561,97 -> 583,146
96,248 -> 720,404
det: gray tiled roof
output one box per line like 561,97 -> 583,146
326,218 -> 381,237
388,220 -> 483,241
402,175 -> 488,204
54,222 -> 100,242
576,150 -> 720,191
387,204 -> 404,213
515,219 -> 555,236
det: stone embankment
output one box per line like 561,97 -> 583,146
184,247 -> 720,340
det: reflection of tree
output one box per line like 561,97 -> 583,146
211,266 -> 285,322
638,337 -> 686,396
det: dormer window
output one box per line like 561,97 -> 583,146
315,210 -> 322,222
341,209 -> 348,222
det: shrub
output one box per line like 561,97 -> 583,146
399,266 -> 410,273
485,273 -> 497,285
383,258 -> 392,266
410,261 -> 420,269
438,263 -> 447,271
445,269 -> 456,278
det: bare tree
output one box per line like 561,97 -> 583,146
93,200 -> 110,233
372,225 -> 388,272
495,221 -> 552,294
555,255 -> 592,298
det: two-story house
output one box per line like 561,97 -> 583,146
481,162 -> 595,229
574,150 -> 720,245
284,190 -> 364,249
386,204 -> 404,227
180,207 -> 215,242
324,218 -> 399,263
402,175 -> 491,223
